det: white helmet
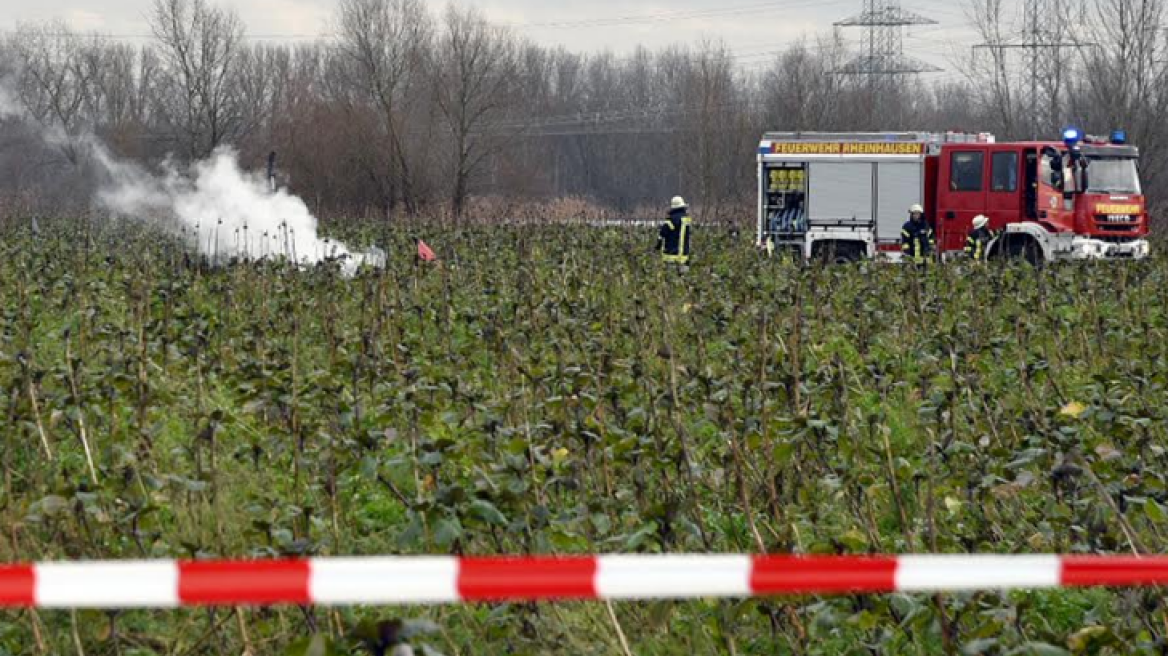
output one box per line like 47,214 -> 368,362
671,196 -> 688,210
909,204 -> 924,214
973,215 -> 990,230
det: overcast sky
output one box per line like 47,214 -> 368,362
4,0 -> 980,81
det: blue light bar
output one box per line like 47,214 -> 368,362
1063,127 -> 1081,146
1111,130 -> 1127,144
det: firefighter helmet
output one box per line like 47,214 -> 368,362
909,204 -> 924,215
973,215 -> 989,230
671,196 -> 688,210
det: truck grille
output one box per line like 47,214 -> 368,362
1096,223 -> 1139,233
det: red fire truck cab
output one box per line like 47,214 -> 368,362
757,130 -> 1150,262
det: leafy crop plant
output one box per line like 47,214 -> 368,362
0,219 -> 1165,655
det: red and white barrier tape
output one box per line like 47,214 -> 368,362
1,555 -> 1165,608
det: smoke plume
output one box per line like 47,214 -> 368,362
94,146 -> 384,272
0,78 -> 383,274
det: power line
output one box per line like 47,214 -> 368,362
0,30 -> 332,40
0,0 -> 853,41
503,0 -> 852,29
505,2 -> 789,28
571,44 -> 797,67
901,3 -> 967,20
485,94 -> 783,135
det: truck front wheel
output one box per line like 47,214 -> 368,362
995,235 -> 1044,266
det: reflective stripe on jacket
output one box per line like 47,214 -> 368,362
964,227 -> 993,261
901,219 -> 935,264
659,211 -> 692,264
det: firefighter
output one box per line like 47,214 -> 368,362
656,196 -> 693,265
901,203 -> 935,265
964,214 -> 994,261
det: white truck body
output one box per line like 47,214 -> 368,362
756,131 -> 990,262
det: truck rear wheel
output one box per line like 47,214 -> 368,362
812,241 -> 864,264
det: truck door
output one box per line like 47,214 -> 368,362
986,149 -> 1022,227
938,148 -> 987,252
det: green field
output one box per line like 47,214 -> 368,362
1,220 -> 1166,655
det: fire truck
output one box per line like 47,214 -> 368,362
757,130 -> 1151,263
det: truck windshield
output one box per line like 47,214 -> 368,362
1087,157 -> 1141,194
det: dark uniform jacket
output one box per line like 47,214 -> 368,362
657,209 -> 693,264
964,227 -> 994,261
901,218 -> 935,264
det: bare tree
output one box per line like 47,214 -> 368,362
149,0 -> 246,159
962,0 -> 1019,137
9,21 -> 102,163
335,0 -> 434,218
762,39 -> 839,132
432,5 -> 518,221
4,0 -> 1168,223
1076,0 -> 1165,125
672,43 -> 742,220
232,44 -> 283,149
92,44 -> 155,129
92,43 -> 160,159
1074,0 -> 1168,201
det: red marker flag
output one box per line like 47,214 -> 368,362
417,239 -> 437,262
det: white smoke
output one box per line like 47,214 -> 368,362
0,79 -> 383,274
94,145 -> 384,273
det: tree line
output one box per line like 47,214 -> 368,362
1,0 -> 1165,225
